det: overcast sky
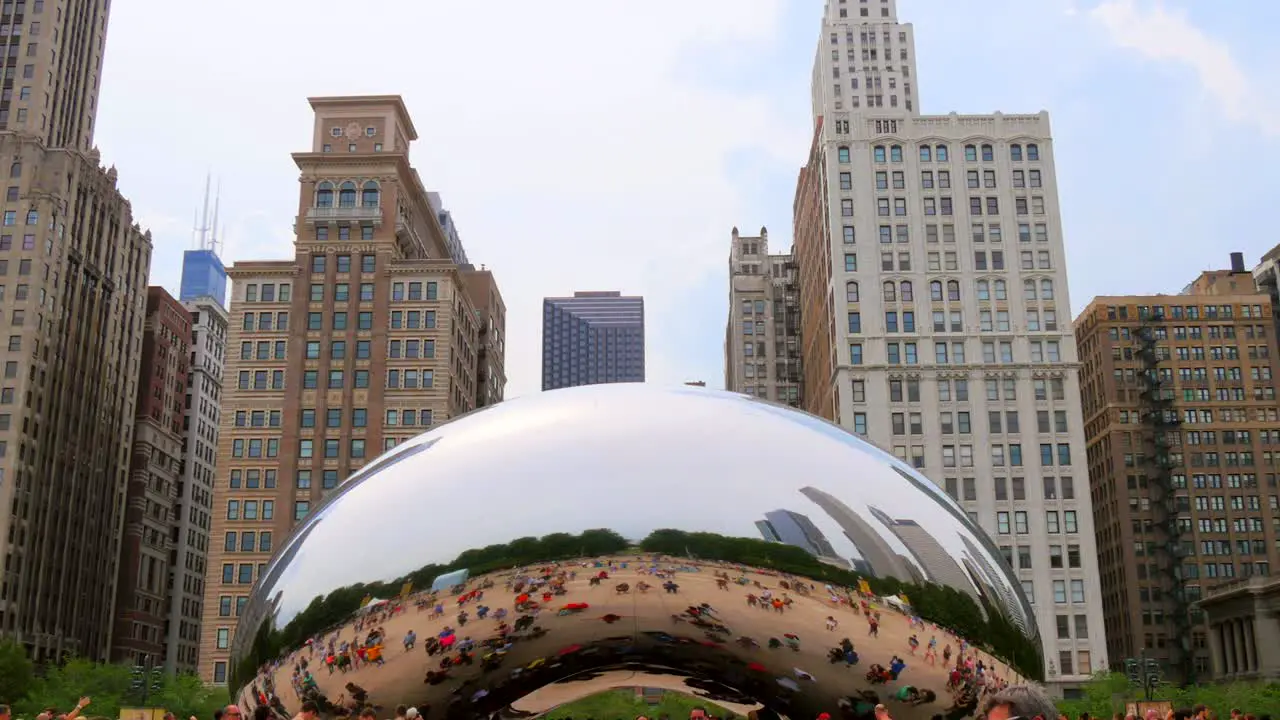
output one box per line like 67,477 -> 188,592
92,0 -> 1280,398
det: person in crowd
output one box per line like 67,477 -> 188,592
976,684 -> 1057,720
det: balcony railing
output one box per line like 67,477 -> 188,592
305,205 -> 383,226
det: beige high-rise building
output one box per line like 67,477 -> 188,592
0,0 -> 153,662
198,96 -> 506,684
791,0 -> 1108,692
724,227 -> 802,406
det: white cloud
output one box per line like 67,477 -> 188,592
94,0 -> 808,397
1089,0 -> 1279,135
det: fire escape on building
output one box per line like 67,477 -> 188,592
1134,307 -> 1194,685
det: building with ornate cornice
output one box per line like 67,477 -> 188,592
0,0 -> 154,663
792,0 -> 1108,694
197,96 -> 506,684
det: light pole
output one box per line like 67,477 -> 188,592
1124,649 -> 1162,701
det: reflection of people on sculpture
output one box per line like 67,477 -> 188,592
662,579 -> 680,593
826,615 -> 839,631
865,664 -> 892,684
615,582 -> 631,593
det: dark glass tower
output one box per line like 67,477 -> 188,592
542,291 -> 645,390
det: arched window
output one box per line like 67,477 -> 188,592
935,144 -> 949,161
977,280 -> 990,300
1041,278 -> 1055,300
838,146 -> 851,163
1027,143 -> 1040,161
930,281 -> 943,301
338,181 -> 357,208
994,279 -> 1007,300
361,181 -> 380,208
873,146 -> 886,163
900,281 -> 913,302
846,281 -> 860,303
918,145 -> 932,162
9,162 -> 20,178
980,144 -> 993,161
947,280 -> 961,301
883,281 -> 897,302
315,181 -> 333,208
1010,144 -> 1023,162
889,145 -> 903,162
964,144 -> 977,161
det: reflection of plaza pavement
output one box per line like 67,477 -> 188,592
509,669 -> 761,716
266,563 -> 1019,714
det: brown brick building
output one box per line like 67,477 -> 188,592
1075,256 -> 1280,683
111,287 -> 190,666
792,118 -> 834,421
198,96 -> 506,684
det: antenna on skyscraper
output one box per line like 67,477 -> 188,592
196,172 -> 212,250
209,178 -> 222,255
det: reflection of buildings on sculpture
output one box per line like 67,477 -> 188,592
867,506 -> 979,602
959,534 -> 1030,633
756,509 -> 844,566
799,486 -> 911,581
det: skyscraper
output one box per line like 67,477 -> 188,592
0,0 -> 153,662
799,486 -> 910,581
867,506 -> 977,601
111,288 -> 190,668
757,509 -> 841,561
180,250 -> 228,308
542,291 -> 645,390
198,95 -> 506,684
725,227 -> 802,406
790,0 -> 1107,690
1075,255 -> 1280,684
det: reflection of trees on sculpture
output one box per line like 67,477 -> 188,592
233,526 -> 1040,693
639,529 -> 1040,681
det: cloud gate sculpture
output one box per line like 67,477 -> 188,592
231,384 -> 1042,720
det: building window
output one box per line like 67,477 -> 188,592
315,181 -> 333,208
361,181 -> 380,208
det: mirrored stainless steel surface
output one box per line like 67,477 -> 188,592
232,384 -> 1042,720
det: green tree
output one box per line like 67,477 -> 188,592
14,659 -> 225,720
0,639 -> 35,705
1056,672 -> 1280,717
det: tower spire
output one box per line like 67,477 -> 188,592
209,178 -> 221,255
197,173 -> 211,250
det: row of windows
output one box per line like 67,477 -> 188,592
314,180 -> 380,209
852,195 -> 1047,218
843,338 -> 1068,367
851,304 -> 1057,336
836,143 -> 1042,164
848,376 -> 1068,407
889,409 -> 1070,436
224,530 -> 273,553
240,309 -> 442,335
943,475 -> 1078,503
995,509 -> 1081,534
243,283 -> 292,303
853,168 -> 1045,193
299,438 -> 368,459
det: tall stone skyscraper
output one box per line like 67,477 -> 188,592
542,291 -> 645,390
0,0 -> 153,662
199,96 -> 507,684
790,0 -> 1107,691
724,227 -> 802,406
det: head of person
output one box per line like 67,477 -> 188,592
1174,710 -> 1196,720
299,702 -> 319,720
1194,708 -> 1208,720
405,709 -> 419,720
979,684 -> 1058,720
359,709 -> 377,720
396,705 -> 408,719
223,705 -> 242,720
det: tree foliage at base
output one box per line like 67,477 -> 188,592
1056,672 -> 1280,717
0,644 -> 225,720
